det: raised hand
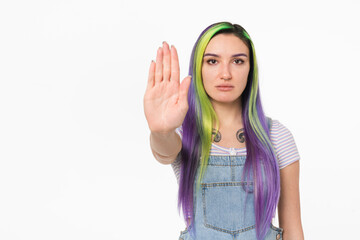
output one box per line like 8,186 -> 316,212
143,42 -> 191,134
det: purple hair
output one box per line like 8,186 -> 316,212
177,22 -> 280,240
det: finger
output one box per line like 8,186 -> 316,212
147,60 -> 155,90
163,41 -> 171,82
155,47 -> 163,83
170,45 -> 180,83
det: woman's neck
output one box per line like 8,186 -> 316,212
211,99 -> 243,128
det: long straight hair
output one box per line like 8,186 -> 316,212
177,22 -> 280,240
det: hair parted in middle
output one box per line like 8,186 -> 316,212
177,22 -> 280,240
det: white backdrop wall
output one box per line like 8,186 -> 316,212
0,0 -> 359,239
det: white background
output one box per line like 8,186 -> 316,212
1,0 -> 359,239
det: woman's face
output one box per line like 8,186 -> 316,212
202,33 -> 250,105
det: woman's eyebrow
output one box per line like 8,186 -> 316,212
203,53 -> 248,57
204,53 -> 220,57
232,53 -> 248,58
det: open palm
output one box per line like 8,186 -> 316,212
143,42 -> 191,134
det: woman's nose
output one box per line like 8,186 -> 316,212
220,64 -> 232,80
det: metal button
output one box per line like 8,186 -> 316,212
276,233 -> 281,240
229,148 -> 236,155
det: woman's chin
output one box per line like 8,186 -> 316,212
210,97 -> 241,105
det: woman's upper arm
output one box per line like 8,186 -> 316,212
270,119 -> 304,239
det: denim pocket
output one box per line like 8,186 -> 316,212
270,223 -> 283,240
201,181 -> 255,234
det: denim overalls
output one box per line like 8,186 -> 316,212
178,119 -> 283,240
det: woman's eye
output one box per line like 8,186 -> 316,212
207,59 -> 217,64
234,59 -> 244,64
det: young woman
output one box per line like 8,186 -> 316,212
144,22 -> 304,240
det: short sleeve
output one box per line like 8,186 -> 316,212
175,125 -> 183,140
270,120 -> 300,169
171,125 -> 183,184
171,153 -> 181,184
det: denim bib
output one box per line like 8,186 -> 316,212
178,117 -> 284,240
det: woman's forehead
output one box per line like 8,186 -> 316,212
205,34 -> 249,56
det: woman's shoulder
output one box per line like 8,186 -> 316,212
175,119 -> 297,142
269,118 -> 296,139
268,118 -> 301,169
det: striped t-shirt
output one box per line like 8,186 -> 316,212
171,119 -> 300,184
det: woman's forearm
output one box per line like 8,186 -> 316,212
278,161 -> 304,239
150,130 -> 182,165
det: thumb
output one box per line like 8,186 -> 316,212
179,75 -> 192,108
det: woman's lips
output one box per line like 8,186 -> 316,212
216,86 -> 234,91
